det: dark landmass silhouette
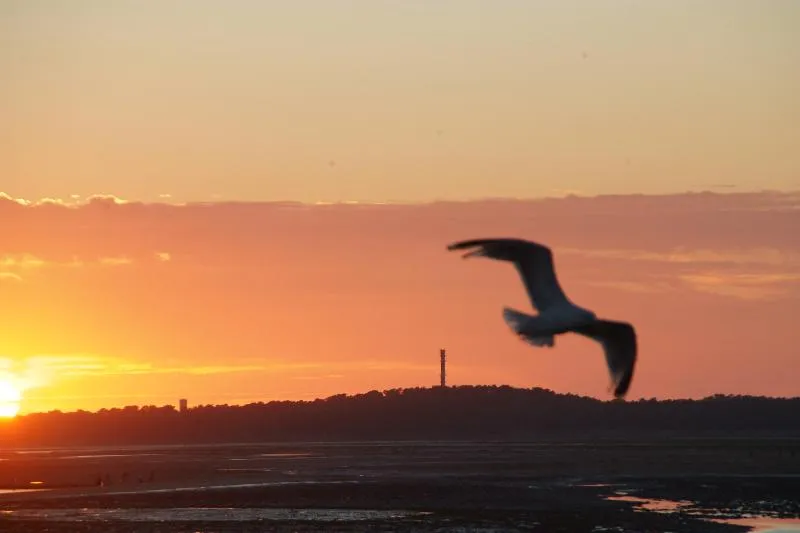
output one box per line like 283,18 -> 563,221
2,385 -> 798,447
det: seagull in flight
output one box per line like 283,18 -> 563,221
447,238 -> 637,399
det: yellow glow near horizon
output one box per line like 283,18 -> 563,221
0,380 -> 22,418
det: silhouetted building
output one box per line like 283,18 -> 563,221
179,398 -> 188,413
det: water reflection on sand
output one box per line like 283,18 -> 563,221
603,491 -> 800,533
100,479 -> 358,496
606,494 -> 694,512
4,507 -> 432,522
715,517 -> 800,533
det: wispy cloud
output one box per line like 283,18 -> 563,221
679,272 -> 800,300
360,361 -> 438,372
560,247 -> 800,268
6,355 -> 312,379
292,374 -> 345,380
2,354 -> 437,388
0,254 -> 47,269
560,243 -> 800,300
585,280 -> 676,294
0,254 -> 167,271
99,256 -> 134,266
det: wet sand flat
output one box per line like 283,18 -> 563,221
0,437 -> 798,532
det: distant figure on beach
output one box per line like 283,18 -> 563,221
447,238 -> 638,399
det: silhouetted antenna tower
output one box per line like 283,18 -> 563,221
440,349 -> 447,388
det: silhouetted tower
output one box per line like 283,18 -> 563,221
440,349 -> 447,388
179,398 -> 188,413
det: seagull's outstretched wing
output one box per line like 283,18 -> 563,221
573,319 -> 637,399
447,238 -> 571,312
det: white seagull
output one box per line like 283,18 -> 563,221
447,238 -> 637,399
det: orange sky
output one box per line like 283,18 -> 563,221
1,191 -> 799,414
2,3 -> 799,414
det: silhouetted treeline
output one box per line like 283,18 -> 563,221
2,386 -> 799,447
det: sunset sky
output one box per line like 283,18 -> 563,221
1,2 -> 798,414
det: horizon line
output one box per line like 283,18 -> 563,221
11,384 -> 800,418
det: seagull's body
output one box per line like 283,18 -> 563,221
447,238 -> 637,399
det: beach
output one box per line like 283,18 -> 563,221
1,438 -> 798,532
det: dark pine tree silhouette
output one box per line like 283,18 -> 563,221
1,386 -> 798,447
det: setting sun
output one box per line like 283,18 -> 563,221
0,380 -> 22,418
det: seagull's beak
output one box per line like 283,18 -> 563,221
462,249 -> 485,259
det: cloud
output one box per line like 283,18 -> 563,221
0,254 -> 47,269
85,194 -> 129,206
0,254 -> 139,271
584,280 -> 676,294
99,256 -> 134,266
2,189 -> 797,264
679,272 -> 800,300
3,355 -> 317,380
0,356 -> 331,408
561,247 -> 800,300
1,189 -> 798,407
0,354 -> 433,410
0,193 -> 133,209
6,354 -> 435,379
0,192 -> 30,206
360,361 -> 439,372
35,197 -> 70,207
560,247 -> 800,268
292,374 -> 345,381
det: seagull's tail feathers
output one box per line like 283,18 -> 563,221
502,307 -> 556,348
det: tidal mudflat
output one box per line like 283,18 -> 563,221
0,438 -> 798,532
